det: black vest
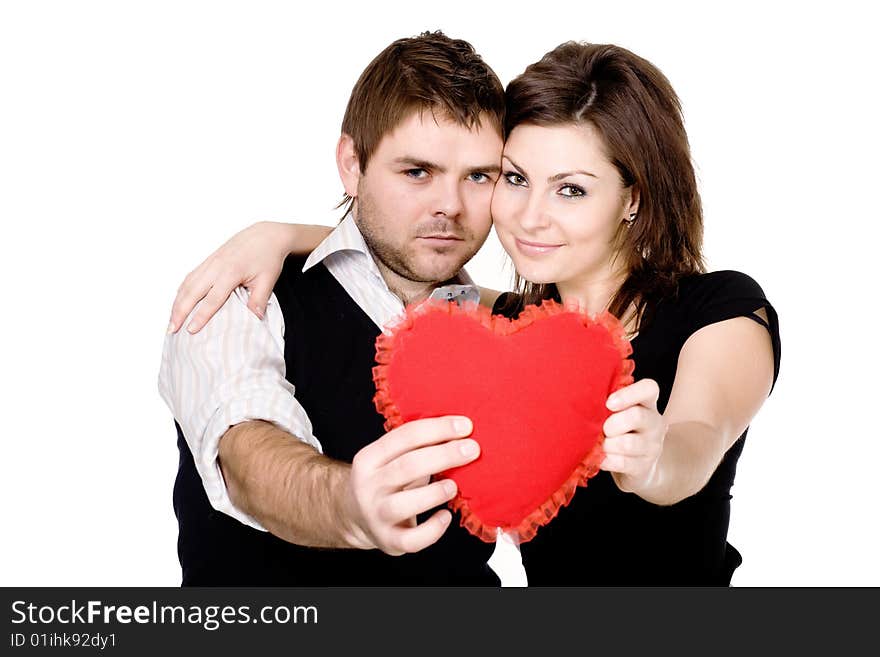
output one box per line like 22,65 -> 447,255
173,256 -> 499,585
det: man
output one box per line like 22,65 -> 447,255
159,31 -> 507,584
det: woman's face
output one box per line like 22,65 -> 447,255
491,122 -> 637,294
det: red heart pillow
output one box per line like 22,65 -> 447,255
372,299 -> 634,543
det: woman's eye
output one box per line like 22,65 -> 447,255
405,168 -> 428,179
503,172 -> 527,187
559,184 -> 586,198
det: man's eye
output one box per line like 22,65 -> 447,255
468,172 -> 490,183
405,168 -> 428,179
503,172 -> 527,187
559,184 -> 586,198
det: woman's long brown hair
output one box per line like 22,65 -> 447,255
501,42 -> 705,328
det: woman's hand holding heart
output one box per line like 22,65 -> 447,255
601,379 -> 669,497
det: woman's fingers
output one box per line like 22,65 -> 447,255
166,222 -> 291,334
603,432 -> 650,457
244,272 -> 279,320
185,274 -> 244,333
168,265 -> 214,333
601,379 -> 667,486
602,432 -> 658,472
604,404 -> 653,437
606,378 -> 660,412
600,453 -> 630,474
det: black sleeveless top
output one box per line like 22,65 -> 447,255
494,270 -> 781,585
173,256 -> 499,586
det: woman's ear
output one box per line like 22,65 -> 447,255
621,185 -> 640,224
336,134 -> 361,198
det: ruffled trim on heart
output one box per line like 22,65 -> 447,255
593,309 -> 636,391
371,298 -> 636,543
499,300 -> 635,392
373,298 -> 498,432
373,318 -> 405,433
449,436 -> 607,543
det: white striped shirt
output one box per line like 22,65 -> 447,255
158,214 -> 525,585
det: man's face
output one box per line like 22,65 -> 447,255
351,111 -> 503,291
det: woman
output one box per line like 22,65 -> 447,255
167,42 -> 780,584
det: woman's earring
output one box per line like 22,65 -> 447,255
624,212 -> 637,225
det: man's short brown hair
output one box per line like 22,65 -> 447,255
338,31 -> 505,212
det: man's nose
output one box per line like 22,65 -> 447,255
432,178 -> 464,218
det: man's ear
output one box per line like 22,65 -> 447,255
336,134 -> 361,198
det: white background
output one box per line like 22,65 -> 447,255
1,0 -> 877,586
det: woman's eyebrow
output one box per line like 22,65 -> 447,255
503,156 -> 597,182
548,170 -> 598,182
502,156 -> 527,177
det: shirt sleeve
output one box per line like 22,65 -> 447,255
683,270 -> 782,392
158,286 -> 323,530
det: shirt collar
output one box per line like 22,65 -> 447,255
302,213 -> 375,274
302,213 -> 475,287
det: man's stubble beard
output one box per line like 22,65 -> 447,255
353,185 -> 485,291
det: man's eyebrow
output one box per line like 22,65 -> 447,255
392,157 -> 446,173
393,157 -> 501,176
468,163 -> 502,175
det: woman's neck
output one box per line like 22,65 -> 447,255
556,270 -> 626,316
555,268 -> 640,337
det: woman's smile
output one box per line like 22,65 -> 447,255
514,237 -> 565,257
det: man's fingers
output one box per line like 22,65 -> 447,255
402,475 -> 431,491
351,417 -> 475,554
358,416 -> 474,470
389,509 -> 453,554
381,440 -> 478,490
606,378 -> 660,412
377,479 -> 457,525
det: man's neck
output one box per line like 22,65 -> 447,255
377,261 -> 446,306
